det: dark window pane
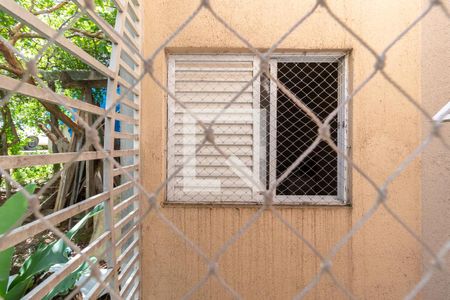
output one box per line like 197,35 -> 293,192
276,62 -> 339,196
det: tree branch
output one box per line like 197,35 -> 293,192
4,104 -> 20,146
0,40 -> 24,76
0,64 -> 22,77
9,23 -> 25,44
9,1 -> 69,44
12,29 -> 106,44
67,28 -> 107,40
0,39 -> 83,135
10,32 -> 47,45
32,0 -> 70,16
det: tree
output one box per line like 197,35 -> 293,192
0,0 -> 116,201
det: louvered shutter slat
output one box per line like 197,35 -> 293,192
167,55 -> 260,203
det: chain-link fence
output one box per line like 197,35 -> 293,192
0,0 -> 449,299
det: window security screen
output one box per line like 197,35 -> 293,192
167,54 -> 347,204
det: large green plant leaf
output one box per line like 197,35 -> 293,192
4,277 -> 32,300
65,204 -> 104,240
10,239 -> 70,292
0,184 -> 36,298
42,257 -> 96,300
9,204 -> 104,295
0,248 -> 13,299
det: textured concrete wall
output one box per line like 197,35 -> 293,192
140,1 -> 425,298
421,1 -> 450,299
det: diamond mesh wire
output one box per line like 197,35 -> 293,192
0,0 -> 449,299
271,59 -> 344,202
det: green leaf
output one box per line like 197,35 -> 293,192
0,248 -> 13,299
4,277 -> 33,300
42,257 -> 96,300
0,184 -> 35,233
9,204 -> 104,292
0,184 -> 35,298
10,239 -> 69,290
66,204 -> 104,240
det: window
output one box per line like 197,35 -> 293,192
167,53 -> 348,204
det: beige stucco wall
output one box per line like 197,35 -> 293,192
421,1 -> 450,299
139,1 -> 429,298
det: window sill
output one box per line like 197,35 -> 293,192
162,198 -> 351,208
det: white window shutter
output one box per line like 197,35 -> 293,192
167,54 -> 261,203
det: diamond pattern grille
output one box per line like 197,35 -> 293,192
274,61 -> 342,199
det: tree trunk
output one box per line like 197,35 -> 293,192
0,102 -> 15,198
0,134 -> 11,198
48,82 -> 61,174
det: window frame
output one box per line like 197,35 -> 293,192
166,54 -> 262,203
166,52 -> 350,206
267,54 -> 349,205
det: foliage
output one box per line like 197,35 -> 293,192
42,257 -> 96,300
0,184 -> 36,299
0,95 -> 54,186
0,0 -> 116,187
1,202 -> 104,300
0,0 -> 116,68
3,95 -> 54,186
0,1 -> 116,297
10,165 -> 54,187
